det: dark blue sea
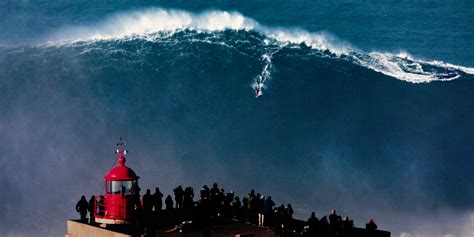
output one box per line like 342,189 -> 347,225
1,1 -> 473,236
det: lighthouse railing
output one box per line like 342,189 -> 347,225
93,194 -> 140,221
94,195 -> 107,219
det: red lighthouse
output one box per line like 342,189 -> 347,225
94,138 -> 140,226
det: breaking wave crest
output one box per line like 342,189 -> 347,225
48,8 -> 474,91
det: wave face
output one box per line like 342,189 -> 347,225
1,7 -> 474,237
47,8 -> 473,88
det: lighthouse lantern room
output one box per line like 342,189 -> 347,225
94,138 -> 140,225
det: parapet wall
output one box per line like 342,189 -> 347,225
66,220 -> 133,237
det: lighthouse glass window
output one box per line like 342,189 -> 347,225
107,180 -> 134,195
122,181 -> 134,194
109,181 -> 122,194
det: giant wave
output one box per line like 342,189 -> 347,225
40,8 -> 474,94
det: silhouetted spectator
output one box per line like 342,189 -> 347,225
218,188 -> 225,213
210,183 -> 220,200
196,198 -> 211,237
200,185 -> 210,200
307,212 -> 319,231
366,219 -> 378,230
232,196 -> 242,219
132,181 -> 141,194
210,183 -> 221,214
257,194 -> 265,227
88,195 -> 95,224
329,209 -> 338,236
165,195 -> 174,210
336,215 -> 343,235
132,182 -> 141,208
223,191 -> 234,219
183,186 -> 194,209
274,205 -> 285,235
242,197 -> 249,220
320,216 -> 330,237
343,216 -> 353,236
247,189 -> 256,216
76,195 -> 89,223
286,203 -> 293,219
152,187 -> 163,212
285,203 -> 294,232
142,189 -> 153,214
198,195 -> 211,220
274,204 -> 288,236
250,193 -> 260,225
263,196 -> 275,227
174,186 -> 184,209
247,190 -> 256,208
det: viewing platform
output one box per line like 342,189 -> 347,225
69,139 -> 390,237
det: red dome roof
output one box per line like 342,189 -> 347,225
104,154 -> 140,181
104,165 -> 139,181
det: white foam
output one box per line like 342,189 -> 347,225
52,8 -> 350,55
428,60 -> 474,75
55,9 -> 257,41
51,8 -> 474,84
354,52 -> 461,83
252,51 -> 275,95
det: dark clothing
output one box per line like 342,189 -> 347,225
329,213 -> 338,236
76,196 -> 89,223
88,196 -> 95,224
153,189 -> 163,212
249,195 -> 259,224
242,197 -> 248,209
308,215 -> 319,228
366,222 -> 378,230
329,213 -> 338,226
307,215 -> 319,236
210,187 -> 220,200
165,195 -> 174,210
320,217 -> 330,237
183,187 -> 194,209
232,197 -> 242,219
264,198 -> 275,215
142,192 -> 153,213
200,186 -> 210,200
174,186 -> 184,209
210,186 -> 222,214
343,219 -> 353,235
257,197 -> 264,214
247,193 -> 256,210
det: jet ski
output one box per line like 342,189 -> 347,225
441,68 -> 457,79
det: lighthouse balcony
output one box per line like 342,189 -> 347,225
94,194 -> 138,225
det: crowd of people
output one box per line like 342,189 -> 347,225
76,183 -> 379,236
301,209 -> 378,237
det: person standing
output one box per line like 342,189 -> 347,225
142,189 -> 153,214
174,186 -> 184,209
165,195 -> 174,210
329,209 -> 338,236
366,219 -> 378,230
307,212 -> 319,235
152,187 -> 163,212
263,196 -> 275,227
76,195 -> 89,223
88,195 -> 95,224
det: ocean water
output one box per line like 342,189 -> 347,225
0,1 -> 473,237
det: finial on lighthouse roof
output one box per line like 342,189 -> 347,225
115,137 -> 128,166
